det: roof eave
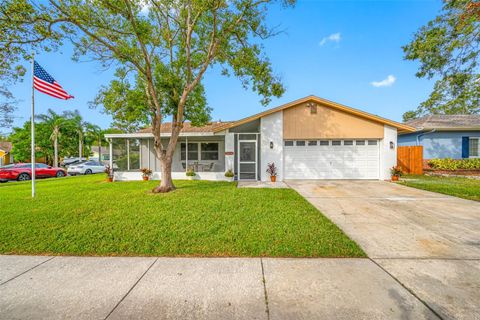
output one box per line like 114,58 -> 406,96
104,132 -> 221,139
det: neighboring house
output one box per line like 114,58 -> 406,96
105,95 -> 414,181
0,141 -> 13,167
90,145 -> 110,163
398,115 -> 480,159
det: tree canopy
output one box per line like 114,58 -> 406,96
9,109 -> 108,164
1,0 -> 292,191
403,0 -> 480,121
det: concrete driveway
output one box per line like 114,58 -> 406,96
287,180 -> 480,320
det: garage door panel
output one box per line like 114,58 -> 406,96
284,140 -> 379,180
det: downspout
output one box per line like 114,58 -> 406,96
416,128 -> 436,146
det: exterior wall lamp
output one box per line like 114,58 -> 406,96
390,141 -> 395,149
270,141 -> 274,149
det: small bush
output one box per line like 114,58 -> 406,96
428,158 -> 480,171
186,168 -> 196,176
390,166 -> 403,177
224,169 -> 234,178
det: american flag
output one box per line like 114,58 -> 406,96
33,61 -> 74,100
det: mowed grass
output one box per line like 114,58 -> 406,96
0,175 -> 364,257
400,174 -> 480,201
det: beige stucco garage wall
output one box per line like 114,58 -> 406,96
283,102 -> 384,139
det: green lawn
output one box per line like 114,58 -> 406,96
0,175 -> 364,257
399,174 -> 480,201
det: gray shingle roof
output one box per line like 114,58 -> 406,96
405,115 -> 480,130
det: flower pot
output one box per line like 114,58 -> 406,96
391,175 -> 399,181
270,176 -> 277,182
143,176 -> 149,181
106,177 -> 113,182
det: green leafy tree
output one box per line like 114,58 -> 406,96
403,0 -> 480,121
35,109 -> 71,167
0,86 -> 17,130
9,110 -> 86,164
1,0 -> 292,192
84,123 -> 106,160
64,110 -> 92,159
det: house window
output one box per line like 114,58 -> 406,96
296,140 -> 306,146
180,143 -> 199,160
284,140 -> 294,147
368,140 -> 378,146
356,140 -> 365,146
308,140 -> 317,146
332,140 -> 341,146
344,140 -> 353,146
201,143 -> 219,160
319,140 -> 329,146
469,138 -> 480,157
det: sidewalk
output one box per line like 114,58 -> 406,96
0,255 -> 437,320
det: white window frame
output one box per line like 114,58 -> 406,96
469,137 -> 480,158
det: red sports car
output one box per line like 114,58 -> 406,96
0,163 -> 67,182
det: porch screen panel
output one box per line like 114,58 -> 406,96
112,139 -> 128,171
180,143 -> 199,160
201,143 -> 219,160
129,139 -> 140,171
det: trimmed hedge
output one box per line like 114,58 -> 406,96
428,158 -> 480,171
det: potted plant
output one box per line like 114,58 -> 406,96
266,162 -> 278,182
104,165 -> 113,182
224,169 -> 234,182
186,167 -> 196,180
141,168 -> 152,181
390,166 -> 403,181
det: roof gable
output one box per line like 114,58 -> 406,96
214,95 -> 415,133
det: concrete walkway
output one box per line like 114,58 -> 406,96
0,255 -> 438,320
287,180 -> 480,320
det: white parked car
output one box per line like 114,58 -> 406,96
67,161 -> 106,175
62,157 -> 87,166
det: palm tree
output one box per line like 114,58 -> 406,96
85,124 -> 105,161
65,110 -> 89,160
35,109 -> 69,167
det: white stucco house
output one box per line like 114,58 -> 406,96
104,96 -> 415,182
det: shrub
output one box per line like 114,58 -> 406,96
390,166 -> 403,177
266,162 -> 278,177
186,168 -> 196,176
224,169 -> 234,178
428,158 -> 480,171
140,168 -> 152,178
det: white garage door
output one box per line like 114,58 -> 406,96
284,139 -> 380,179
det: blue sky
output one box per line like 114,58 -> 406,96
7,0 -> 442,132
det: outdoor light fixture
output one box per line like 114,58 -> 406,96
270,141 -> 274,149
390,141 -> 395,149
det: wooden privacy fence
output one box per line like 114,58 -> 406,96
397,146 -> 423,175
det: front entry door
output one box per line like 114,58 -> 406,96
238,140 -> 257,180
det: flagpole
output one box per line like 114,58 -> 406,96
31,52 -> 36,198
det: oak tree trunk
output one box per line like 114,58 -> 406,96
152,121 -> 182,193
152,156 -> 175,193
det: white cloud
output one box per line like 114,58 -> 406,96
319,33 -> 341,46
371,75 -> 396,87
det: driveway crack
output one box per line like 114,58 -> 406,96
370,258 -> 445,320
0,256 -> 56,287
104,258 -> 158,320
